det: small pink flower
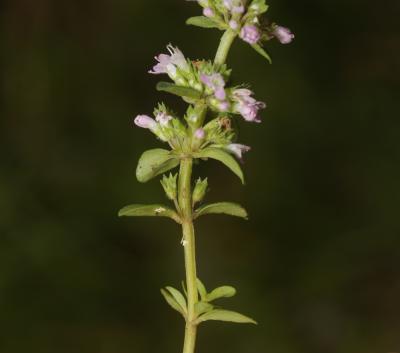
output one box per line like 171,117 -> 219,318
240,25 -> 261,44
203,7 -> 214,18
223,0 -> 244,13
200,73 -> 226,101
273,26 -> 295,44
194,128 -> 206,139
155,112 -> 173,126
149,45 -> 189,77
232,88 -> 266,123
227,143 -> 251,160
134,115 -> 157,130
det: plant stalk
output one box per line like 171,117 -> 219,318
180,29 -> 237,353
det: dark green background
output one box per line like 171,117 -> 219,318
1,0 -> 399,352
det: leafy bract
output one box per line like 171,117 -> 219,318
118,204 -> 180,223
194,302 -> 214,316
196,309 -> 257,325
165,286 -> 187,315
194,148 -> 244,184
136,149 -> 179,183
161,289 -> 186,318
251,44 -> 272,64
156,82 -> 202,99
196,278 -> 208,301
207,286 -> 237,302
186,16 -> 224,30
194,202 -> 248,220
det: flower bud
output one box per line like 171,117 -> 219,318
192,177 -> 208,205
160,173 -> 178,200
134,115 -> 157,130
194,128 -> 206,140
203,7 -> 214,18
240,25 -> 261,44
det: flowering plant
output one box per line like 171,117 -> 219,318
119,1 -> 293,352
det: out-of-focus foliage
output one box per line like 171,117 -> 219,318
0,0 -> 399,352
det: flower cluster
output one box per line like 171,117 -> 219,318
193,0 -> 294,46
134,0 -> 294,162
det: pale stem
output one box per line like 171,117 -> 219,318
180,29 -> 237,353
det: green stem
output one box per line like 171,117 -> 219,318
179,158 -> 198,353
214,29 -> 237,67
180,29 -> 237,353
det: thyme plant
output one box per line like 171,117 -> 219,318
119,1 -> 293,352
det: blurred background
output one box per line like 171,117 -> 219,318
1,0 -> 400,352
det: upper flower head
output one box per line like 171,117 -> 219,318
240,25 -> 261,45
200,73 -> 226,101
273,25 -> 295,44
232,88 -> 266,123
149,45 -> 190,79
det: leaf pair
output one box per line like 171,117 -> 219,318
135,147 -> 245,185
194,279 -> 257,325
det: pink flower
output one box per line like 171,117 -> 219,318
273,26 -> 294,44
200,73 -> 226,101
226,143 -> 251,160
203,7 -> 214,18
232,88 -> 266,123
134,115 -> 157,130
155,112 -> 173,126
194,128 -> 206,140
240,25 -> 261,45
149,45 -> 189,78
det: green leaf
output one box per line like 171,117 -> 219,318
165,286 -> 187,315
207,286 -> 237,302
195,302 -> 214,316
136,148 -> 179,183
156,82 -> 202,99
196,278 -> 207,301
161,289 -> 186,317
118,204 -> 180,223
196,309 -> 257,325
194,202 -> 248,220
251,44 -> 272,64
194,148 -> 244,184
186,16 -> 224,30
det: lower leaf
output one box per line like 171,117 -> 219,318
196,309 -> 257,325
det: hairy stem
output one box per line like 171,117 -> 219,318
180,29 -> 237,353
